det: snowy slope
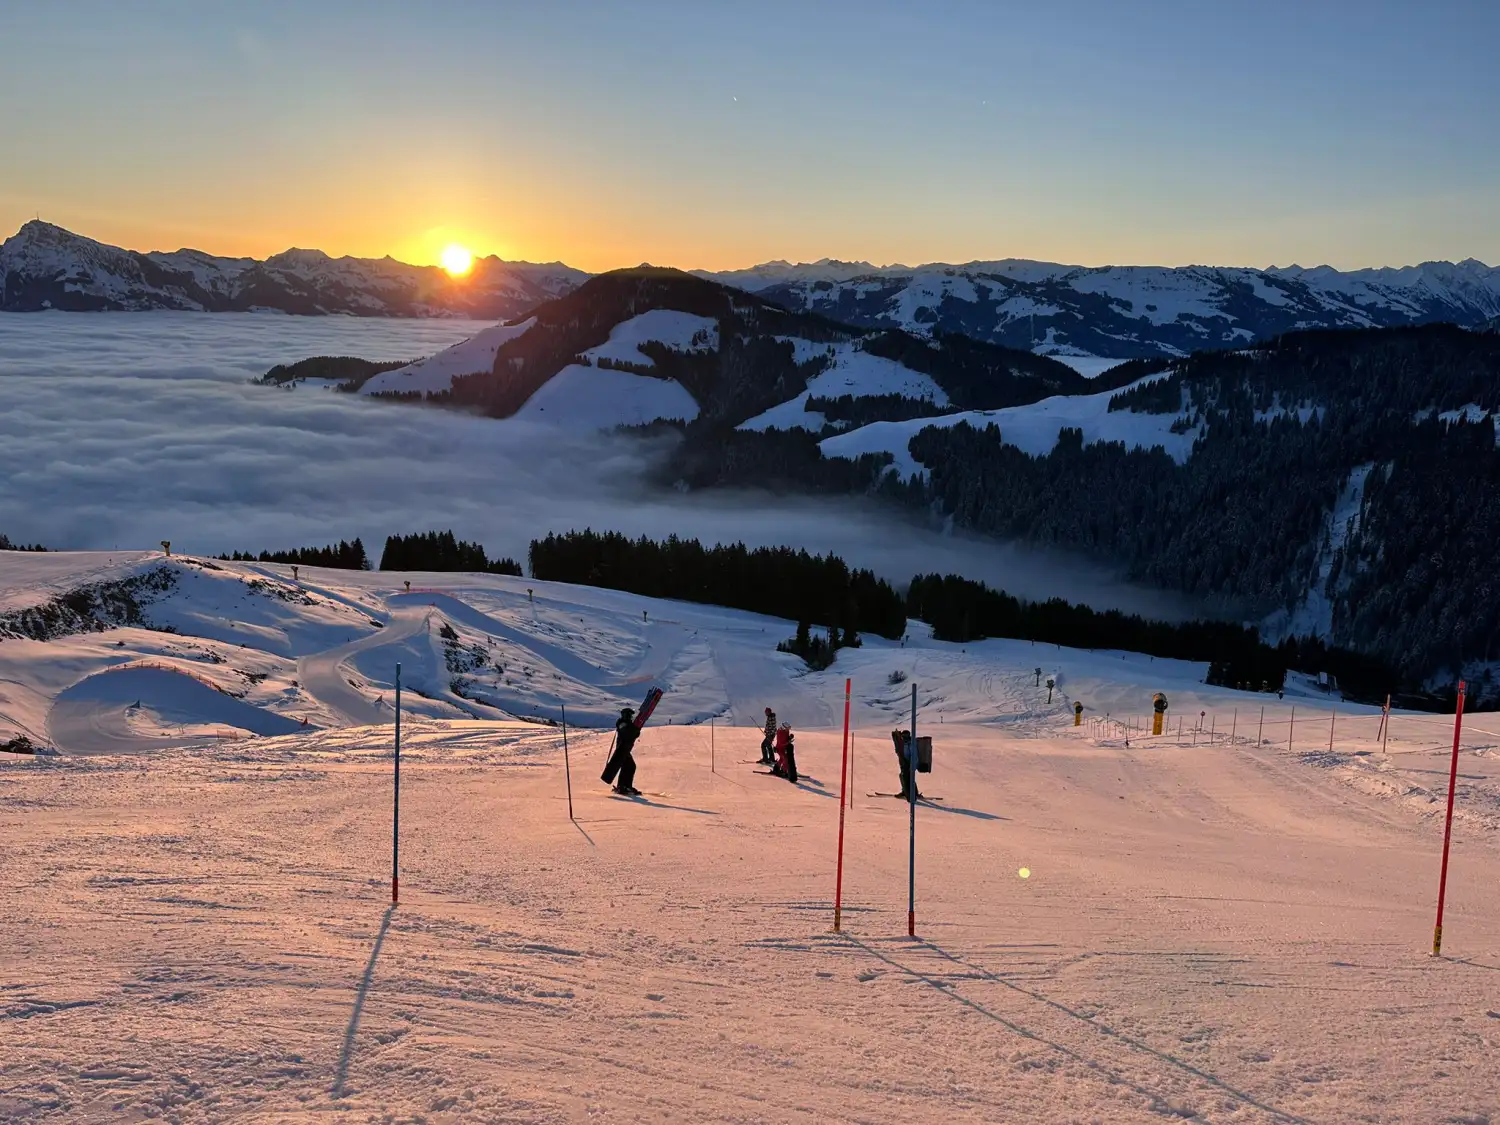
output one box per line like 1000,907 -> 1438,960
820,376 -> 1195,479
2,551 -> 1498,1121
359,318 -> 536,396
738,343 -> 950,432
580,309 -> 719,366
513,365 -> 700,427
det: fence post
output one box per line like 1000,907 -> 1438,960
1230,708 -> 1237,745
1257,706 -> 1264,747
1289,706 -> 1295,752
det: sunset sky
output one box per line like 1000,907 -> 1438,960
3,0 -> 1497,272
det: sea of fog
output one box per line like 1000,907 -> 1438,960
0,311 -> 1193,619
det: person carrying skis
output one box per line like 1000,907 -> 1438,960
891,728 -> 922,800
760,707 -> 777,765
604,706 -> 642,795
770,722 -> 798,783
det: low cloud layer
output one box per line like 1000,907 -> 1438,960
0,312 -> 1195,621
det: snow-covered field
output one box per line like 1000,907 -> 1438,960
3,552 -> 1499,1122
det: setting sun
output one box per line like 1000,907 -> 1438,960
440,244 -> 473,277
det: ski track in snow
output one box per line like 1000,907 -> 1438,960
1,552 -> 1498,1122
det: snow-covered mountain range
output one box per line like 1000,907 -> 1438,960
7,220 -> 1499,357
697,257 -> 1500,358
0,220 -> 584,318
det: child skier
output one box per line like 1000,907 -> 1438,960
760,707 -> 777,764
770,723 -> 798,783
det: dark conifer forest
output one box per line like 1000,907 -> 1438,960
528,529 -> 907,640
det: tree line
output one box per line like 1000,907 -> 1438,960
217,530 -> 520,576
528,529 -> 907,640
378,531 -> 522,575
219,538 -> 371,570
0,533 -> 47,552
905,572 -> 1401,703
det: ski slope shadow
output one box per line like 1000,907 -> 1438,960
906,937 -> 1313,1125
333,904 -> 395,1099
915,801 -> 1006,821
610,794 -> 719,816
47,666 -> 305,755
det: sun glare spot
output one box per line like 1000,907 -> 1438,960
441,244 -> 474,277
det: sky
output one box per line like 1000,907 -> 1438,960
2,0 -> 1498,272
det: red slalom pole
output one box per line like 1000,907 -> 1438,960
833,678 -> 852,931
1432,680 -> 1467,956
392,662 -> 401,905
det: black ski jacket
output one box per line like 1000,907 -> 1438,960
615,716 -> 641,753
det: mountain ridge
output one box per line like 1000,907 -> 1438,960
6,220 -> 1499,358
0,220 -> 585,318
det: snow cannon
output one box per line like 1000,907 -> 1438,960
1152,692 -> 1169,736
1073,700 -> 1083,727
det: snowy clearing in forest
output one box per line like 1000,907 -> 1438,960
738,344 -> 950,433
514,364 -> 700,428
581,309 -> 720,367
821,376 -> 1196,480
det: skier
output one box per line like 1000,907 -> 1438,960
891,728 -> 922,800
760,707 -> 777,764
770,723 -> 798,783
603,706 -> 643,795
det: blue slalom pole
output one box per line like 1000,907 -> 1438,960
392,663 -> 401,904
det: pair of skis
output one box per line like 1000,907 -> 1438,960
867,792 -> 945,802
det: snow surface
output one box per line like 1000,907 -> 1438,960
580,310 -> 719,367
358,318 -> 535,396
513,364 -> 700,427
821,377 -> 1195,480
2,552 -> 1498,1121
738,344 -> 949,433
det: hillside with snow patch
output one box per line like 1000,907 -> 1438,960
819,374 -> 1193,479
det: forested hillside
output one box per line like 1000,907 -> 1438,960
891,325 -> 1500,687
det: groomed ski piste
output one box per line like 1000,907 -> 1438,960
2,552 -> 1498,1123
